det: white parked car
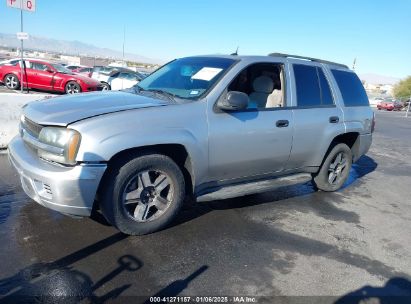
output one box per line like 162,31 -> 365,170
369,97 -> 384,107
0,58 -> 37,66
97,70 -> 144,91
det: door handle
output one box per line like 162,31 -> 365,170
329,116 -> 339,123
276,120 -> 289,128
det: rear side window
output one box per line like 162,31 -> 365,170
331,70 -> 369,106
293,64 -> 334,107
318,69 -> 334,105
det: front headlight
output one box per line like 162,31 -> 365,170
38,127 -> 81,165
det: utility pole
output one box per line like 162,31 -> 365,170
7,0 -> 36,93
122,25 -> 126,67
20,0 -> 24,93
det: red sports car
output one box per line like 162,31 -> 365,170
377,100 -> 403,111
0,59 -> 102,94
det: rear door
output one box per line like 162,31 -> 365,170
286,61 -> 345,170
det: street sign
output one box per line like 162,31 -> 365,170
6,0 -> 36,12
16,32 -> 29,40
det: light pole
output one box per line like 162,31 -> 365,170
7,0 -> 36,92
20,0 -> 24,93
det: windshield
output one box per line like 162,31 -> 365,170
136,57 -> 236,99
51,64 -> 73,74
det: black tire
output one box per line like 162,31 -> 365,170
100,154 -> 185,235
313,143 -> 352,192
101,82 -> 111,91
65,81 -> 81,94
4,74 -> 20,90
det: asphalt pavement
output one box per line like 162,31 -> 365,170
0,111 -> 410,303
0,83 -> 61,95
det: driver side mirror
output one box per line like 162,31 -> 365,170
217,91 -> 249,111
46,68 -> 54,73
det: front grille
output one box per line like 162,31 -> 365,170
22,117 -> 43,138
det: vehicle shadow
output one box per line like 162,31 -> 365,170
0,233 -> 142,303
174,155 -> 377,227
335,277 -> 411,304
340,155 -> 378,190
0,84 -> 63,95
143,265 -> 208,303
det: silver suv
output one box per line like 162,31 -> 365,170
8,53 -> 374,235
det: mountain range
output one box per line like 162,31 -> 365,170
0,33 -> 403,83
0,32 -> 160,64
358,73 -> 400,85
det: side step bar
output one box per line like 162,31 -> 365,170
197,173 -> 312,202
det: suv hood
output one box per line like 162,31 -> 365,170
23,91 -> 167,126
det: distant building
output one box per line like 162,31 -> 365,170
80,57 -> 111,67
380,84 -> 393,95
363,81 -> 394,97
60,55 -> 81,65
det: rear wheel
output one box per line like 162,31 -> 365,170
101,82 -> 111,91
313,143 -> 352,192
100,154 -> 185,235
65,81 -> 81,94
4,74 -> 20,90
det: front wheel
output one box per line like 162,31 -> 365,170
313,143 -> 352,192
4,74 -> 20,90
100,154 -> 185,235
65,81 -> 81,94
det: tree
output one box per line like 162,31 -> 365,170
393,76 -> 411,99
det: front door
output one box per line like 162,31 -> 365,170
28,62 -> 55,90
207,62 -> 293,181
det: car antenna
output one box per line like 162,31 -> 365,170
231,46 -> 239,56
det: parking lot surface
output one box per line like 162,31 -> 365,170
0,84 -> 61,95
0,111 -> 410,303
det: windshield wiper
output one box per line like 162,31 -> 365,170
147,89 -> 177,100
134,86 -> 176,101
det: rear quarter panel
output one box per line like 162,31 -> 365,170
325,66 -> 373,160
324,66 -> 374,135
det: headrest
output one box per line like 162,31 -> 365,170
252,76 -> 274,93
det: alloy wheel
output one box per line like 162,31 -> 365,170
5,75 -> 18,89
66,83 -> 80,94
122,170 -> 174,222
328,152 -> 348,185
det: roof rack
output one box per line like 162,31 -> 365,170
268,53 -> 348,69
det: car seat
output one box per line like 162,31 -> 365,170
249,76 -> 274,108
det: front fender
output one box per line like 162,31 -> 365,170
71,102 -> 209,185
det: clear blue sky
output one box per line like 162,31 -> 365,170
0,0 -> 410,78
